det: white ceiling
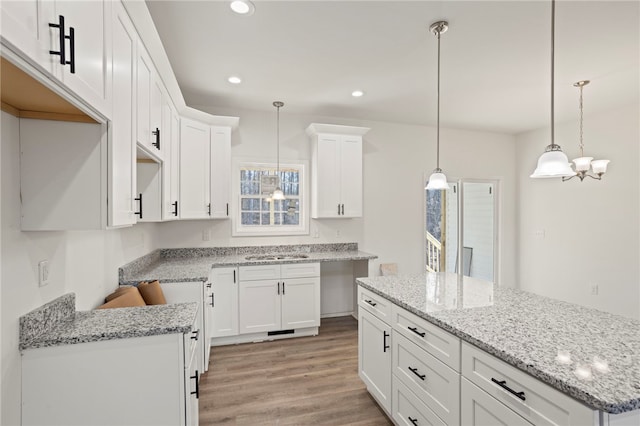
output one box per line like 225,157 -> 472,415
146,0 -> 639,135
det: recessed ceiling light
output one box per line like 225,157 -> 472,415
352,90 -> 364,97
228,76 -> 242,84
230,0 -> 255,15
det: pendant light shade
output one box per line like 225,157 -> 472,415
426,20 -> 450,191
530,0 -> 576,179
272,101 -> 285,200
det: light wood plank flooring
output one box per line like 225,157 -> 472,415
199,316 -> 392,425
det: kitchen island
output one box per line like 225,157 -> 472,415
356,272 -> 640,425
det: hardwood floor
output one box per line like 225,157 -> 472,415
199,316 -> 392,425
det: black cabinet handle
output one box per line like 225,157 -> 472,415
190,370 -> 199,398
383,331 -> 390,353
226,203 -> 229,216
152,128 -> 160,149
172,201 -> 178,216
191,329 -> 199,341
209,293 -> 214,307
408,416 -> 418,426
365,299 -> 377,307
49,15 -> 66,65
207,203 -> 211,216
233,269 -> 236,283
277,282 -> 280,295
341,204 -> 344,215
337,204 -> 341,215
65,26 -> 75,73
134,193 -> 143,218
491,378 -> 526,401
282,281 -> 285,295
408,326 -> 425,338
206,282 -> 211,288
408,366 -> 426,381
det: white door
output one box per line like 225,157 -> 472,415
461,377 -> 532,426
56,0 -> 110,116
210,267 -> 239,338
0,0 -> 56,75
161,101 -> 174,220
359,309 -> 391,413
136,45 -> 152,148
209,126 -> 231,218
239,279 -> 281,334
339,136 -> 363,217
281,277 -> 320,329
179,119 -> 210,219
149,77 -> 163,157
313,134 -> 341,218
169,109 -> 180,218
108,2 -> 136,227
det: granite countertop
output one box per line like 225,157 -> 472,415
356,272 -> 640,414
119,243 -> 377,285
20,294 -> 198,351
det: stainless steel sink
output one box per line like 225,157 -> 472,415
245,254 -> 309,261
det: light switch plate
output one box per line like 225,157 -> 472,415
38,260 -> 50,287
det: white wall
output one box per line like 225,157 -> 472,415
0,112 -> 160,425
516,103 -> 640,320
158,107 -> 518,285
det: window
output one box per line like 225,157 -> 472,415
232,160 -> 309,236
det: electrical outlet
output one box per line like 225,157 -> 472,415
535,229 -> 546,239
590,284 -> 599,296
202,228 -> 211,241
38,260 -> 50,287
313,227 -> 319,238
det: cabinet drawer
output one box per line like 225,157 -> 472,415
461,342 -> 595,426
392,304 -> 461,372
461,377 -> 532,426
393,331 -> 460,425
358,286 -> 392,323
280,262 -> 320,278
239,264 -> 280,281
392,375 -> 446,426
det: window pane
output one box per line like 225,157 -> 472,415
283,213 -> 299,225
241,212 -> 260,225
261,213 -> 271,225
241,198 -> 261,210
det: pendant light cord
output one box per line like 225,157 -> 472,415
436,28 -> 441,170
578,84 -> 584,156
276,104 -> 280,176
550,0 -> 555,148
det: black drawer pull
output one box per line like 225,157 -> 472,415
408,366 -> 426,381
172,200 -> 178,216
65,26 -> 75,73
210,293 -> 214,307
383,331 -> 389,352
134,193 -> 143,218
408,416 -> 418,426
365,299 -> 377,307
191,329 -> 199,341
191,370 -> 199,398
408,326 -> 425,337
152,128 -> 160,149
49,15 -> 66,65
491,378 -> 526,401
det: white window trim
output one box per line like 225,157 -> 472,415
232,157 -> 310,237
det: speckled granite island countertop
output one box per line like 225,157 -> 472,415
119,243 -> 376,285
19,293 -> 198,351
356,272 -> 640,414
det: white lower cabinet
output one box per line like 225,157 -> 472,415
22,330 -> 196,426
239,263 -> 320,335
393,375 -> 446,426
358,306 -> 392,414
161,281 -> 210,374
461,377 -> 531,426
209,267 -> 238,339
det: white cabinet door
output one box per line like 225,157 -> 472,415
461,377 -> 532,426
170,110 -> 180,216
339,136 -> 363,217
55,0 -> 111,117
108,1 -> 136,227
281,276 -> 320,329
162,102 -> 180,220
210,126 -> 231,218
149,76 -> 163,157
136,45 -> 152,148
313,134 -> 341,218
239,279 -> 281,334
359,308 -> 391,414
210,267 -> 239,338
136,161 -> 162,222
179,119 -> 210,219
0,0 -> 56,75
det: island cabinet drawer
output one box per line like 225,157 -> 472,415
358,286 -> 392,322
461,342 -> 595,426
392,305 -> 461,372
239,264 -> 280,281
392,375 -> 446,426
393,331 -> 460,425
280,262 -> 320,278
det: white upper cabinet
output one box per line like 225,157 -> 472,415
1,0 -> 111,118
180,118 -> 211,219
162,101 -> 180,220
307,123 -> 370,218
209,126 -> 231,219
136,44 -> 163,158
109,1 -> 137,227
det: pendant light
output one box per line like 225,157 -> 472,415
530,0 -> 576,179
426,20 -> 450,190
272,101 -> 285,200
562,80 -> 610,181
